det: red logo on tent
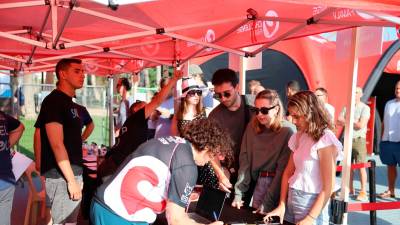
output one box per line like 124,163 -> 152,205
120,166 -> 166,215
262,10 -> 279,39
140,37 -> 160,56
85,63 -> 98,73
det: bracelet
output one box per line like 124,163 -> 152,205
307,214 -> 316,220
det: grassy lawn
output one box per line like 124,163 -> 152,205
17,116 -> 110,159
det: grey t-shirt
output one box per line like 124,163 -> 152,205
208,96 -> 251,170
340,102 -> 370,138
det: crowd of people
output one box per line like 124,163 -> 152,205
0,57 -> 399,225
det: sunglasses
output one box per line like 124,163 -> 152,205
187,90 -> 202,97
252,105 -> 277,115
214,90 -> 232,100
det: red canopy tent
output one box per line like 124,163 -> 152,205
1,1 -> 400,224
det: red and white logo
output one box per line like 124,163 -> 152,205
262,10 -> 279,39
204,29 -> 216,52
84,63 -> 98,73
104,156 -> 170,223
140,37 -> 160,56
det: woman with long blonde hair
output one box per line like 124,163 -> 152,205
232,89 -> 295,212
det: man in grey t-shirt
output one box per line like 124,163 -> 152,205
338,87 -> 370,201
209,68 -> 253,203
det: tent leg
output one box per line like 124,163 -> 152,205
107,76 -> 114,147
337,27 -> 361,225
239,56 -> 247,95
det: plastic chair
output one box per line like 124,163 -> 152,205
23,163 -> 46,225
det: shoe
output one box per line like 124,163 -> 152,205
356,191 -> 368,201
378,190 -> 396,198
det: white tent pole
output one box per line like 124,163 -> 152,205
6,29 -> 30,35
317,19 -> 394,27
0,1 -> 44,9
0,64 -> 14,70
61,30 -> 155,48
25,63 -> 55,70
83,61 -> 131,73
252,25 -> 306,55
34,49 -> 103,63
40,32 -> 172,63
357,10 -> 400,25
167,33 -> 247,56
108,76 -> 115,147
338,27 -> 361,225
0,53 -> 27,63
238,56 -> 247,95
72,6 -> 154,30
109,50 -> 172,66
51,0 -> 57,44
41,33 -> 169,50
0,31 -> 47,48
255,16 -> 393,27
181,18 -> 250,64
111,38 -> 171,50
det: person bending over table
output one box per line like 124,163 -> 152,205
265,91 -> 342,225
91,118 -> 233,225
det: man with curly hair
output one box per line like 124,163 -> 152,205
91,118 -> 233,225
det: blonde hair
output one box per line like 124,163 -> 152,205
252,89 -> 284,134
288,91 -> 334,141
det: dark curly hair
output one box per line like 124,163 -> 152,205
211,68 -> 239,87
182,118 -> 234,166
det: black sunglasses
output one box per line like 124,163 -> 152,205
214,90 -> 231,100
187,90 -> 202,97
252,105 -> 277,115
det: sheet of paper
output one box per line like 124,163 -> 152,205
12,151 -> 33,180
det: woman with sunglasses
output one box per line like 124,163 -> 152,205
264,91 -> 343,225
232,89 -> 295,213
171,78 -> 206,136
172,78 -> 226,190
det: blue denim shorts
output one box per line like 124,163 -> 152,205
45,175 -> 83,224
379,141 -> 400,166
285,188 -> 330,225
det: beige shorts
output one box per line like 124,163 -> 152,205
352,137 -> 367,163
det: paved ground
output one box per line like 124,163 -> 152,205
11,155 -> 400,225
345,155 -> 400,225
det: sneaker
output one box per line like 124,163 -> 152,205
378,190 -> 396,199
356,191 -> 368,201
